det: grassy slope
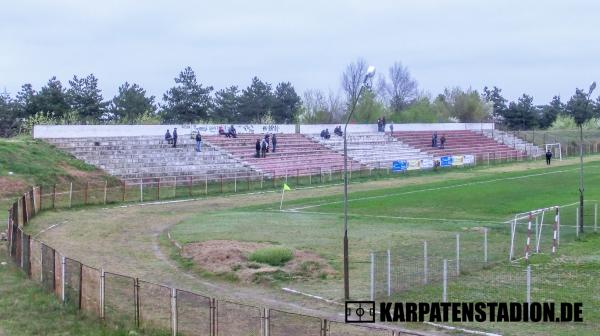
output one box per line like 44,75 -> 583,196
0,246 -> 131,336
0,136 -> 122,335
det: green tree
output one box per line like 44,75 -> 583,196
68,74 -> 108,122
482,86 -> 508,121
161,67 -> 213,123
442,87 -> 490,122
14,84 -> 40,119
238,77 -> 273,123
109,82 -> 156,123
212,86 -> 241,122
564,88 -> 596,126
36,77 -> 70,119
272,82 -> 301,123
0,90 -> 20,137
504,94 -> 538,130
352,90 -> 388,123
537,96 -> 563,129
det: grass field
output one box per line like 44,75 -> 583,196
23,156 -> 600,335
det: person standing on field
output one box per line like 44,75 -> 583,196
545,150 -> 553,165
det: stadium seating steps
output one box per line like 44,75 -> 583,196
203,133 -> 364,177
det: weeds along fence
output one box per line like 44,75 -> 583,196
5,187 -> 422,336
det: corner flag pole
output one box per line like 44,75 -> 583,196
280,183 -> 291,210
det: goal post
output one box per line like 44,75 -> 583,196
545,143 -> 562,161
509,206 -> 560,261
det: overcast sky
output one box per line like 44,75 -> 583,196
1,0 -> 599,104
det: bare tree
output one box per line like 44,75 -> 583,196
341,58 -> 368,110
380,62 -> 418,112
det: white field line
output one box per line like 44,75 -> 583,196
288,168 -> 582,211
32,221 -> 68,238
167,231 -> 182,250
277,209 -> 508,225
281,287 -> 342,306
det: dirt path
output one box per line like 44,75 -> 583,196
23,156 -> 600,335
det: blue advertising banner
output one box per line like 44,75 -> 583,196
440,156 -> 453,167
392,160 -> 408,172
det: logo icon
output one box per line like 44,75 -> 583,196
345,301 -> 375,323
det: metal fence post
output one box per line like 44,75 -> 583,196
61,256 -> 66,303
264,308 -> 270,336
103,180 -> 108,205
52,184 -> 56,209
122,181 -> 126,202
84,182 -> 89,205
595,203 -> 598,232
423,241 -> 428,284
157,177 -> 161,200
387,249 -> 391,297
442,259 -> 447,302
135,278 -> 140,328
455,234 -> 460,276
171,288 -> 177,336
140,180 -> 143,202
484,228 -> 488,264
234,173 -> 237,193
526,265 -> 531,303
100,269 -> 105,319
69,182 -> 73,208
370,252 -> 375,301
576,209 -> 580,238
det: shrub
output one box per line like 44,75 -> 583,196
248,246 -> 293,266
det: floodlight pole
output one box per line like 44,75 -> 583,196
579,82 -> 596,233
343,68 -> 374,300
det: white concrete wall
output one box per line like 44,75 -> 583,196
33,124 -> 296,138
34,123 -> 494,138
299,124 -> 378,134
299,123 -> 494,134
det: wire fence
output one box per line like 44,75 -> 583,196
5,185 -> 422,336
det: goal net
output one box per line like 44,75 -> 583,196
509,206 -> 560,262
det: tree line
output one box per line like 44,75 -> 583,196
0,67 -> 302,137
1,61 -> 599,137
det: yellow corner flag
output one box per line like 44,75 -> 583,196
280,183 -> 291,210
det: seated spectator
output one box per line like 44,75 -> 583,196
228,125 -> 237,138
320,129 -> 326,138
165,129 -> 173,144
218,126 -> 226,136
334,126 -> 343,137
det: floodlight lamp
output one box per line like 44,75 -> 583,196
589,81 -> 597,95
364,66 -> 376,83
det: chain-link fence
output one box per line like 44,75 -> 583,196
6,180 -> 600,335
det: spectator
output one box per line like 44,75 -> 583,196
545,150 -> 553,165
172,128 -> 178,148
195,132 -> 202,152
382,116 -> 386,131
377,118 -> 382,132
324,128 -> 331,139
260,138 -> 268,158
228,125 -> 237,138
218,126 -> 226,136
255,139 -> 261,158
439,134 -> 446,149
334,125 -> 343,137
389,121 -> 394,136
431,132 -> 438,147
165,129 -> 173,144
272,133 -> 277,153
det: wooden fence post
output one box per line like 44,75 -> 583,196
157,177 -> 161,200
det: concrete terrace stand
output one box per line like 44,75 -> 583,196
34,123 -> 540,181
